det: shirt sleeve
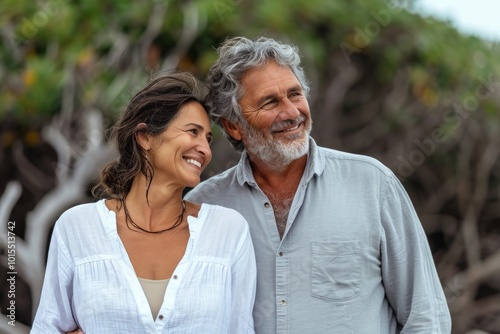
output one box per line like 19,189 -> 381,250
380,174 -> 452,333
31,223 -> 78,333
229,219 -> 257,333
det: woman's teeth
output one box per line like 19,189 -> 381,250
186,159 -> 201,168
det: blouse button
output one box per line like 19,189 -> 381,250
280,300 -> 286,305
264,202 -> 270,208
173,275 -> 178,280
278,251 -> 283,257
158,314 -> 164,320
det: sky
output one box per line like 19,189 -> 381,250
412,0 -> 500,42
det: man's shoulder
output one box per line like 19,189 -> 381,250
199,165 -> 239,188
185,165 -> 239,202
318,146 -> 393,177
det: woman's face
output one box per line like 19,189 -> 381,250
148,101 -> 213,189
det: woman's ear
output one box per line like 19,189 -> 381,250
220,118 -> 242,141
135,123 -> 151,151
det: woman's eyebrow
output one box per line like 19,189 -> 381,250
185,123 -> 204,129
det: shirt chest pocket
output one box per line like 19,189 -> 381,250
310,241 -> 361,301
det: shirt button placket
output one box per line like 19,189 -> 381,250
276,248 -> 289,333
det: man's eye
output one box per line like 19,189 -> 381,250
261,100 -> 278,110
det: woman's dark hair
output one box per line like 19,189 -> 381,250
92,71 -> 209,201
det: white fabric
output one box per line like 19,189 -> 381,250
31,200 -> 256,334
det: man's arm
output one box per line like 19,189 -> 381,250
380,174 -> 451,333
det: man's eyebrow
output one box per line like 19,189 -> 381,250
288,84 -> 303,93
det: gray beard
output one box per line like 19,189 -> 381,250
241,120 -> 311,172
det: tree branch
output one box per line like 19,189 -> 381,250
162,2 -> 205,71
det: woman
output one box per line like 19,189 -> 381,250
31,72 -> 256,333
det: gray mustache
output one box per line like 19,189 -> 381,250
270,115 -> 306,132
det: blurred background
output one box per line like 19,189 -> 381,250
1,0 -> 499,333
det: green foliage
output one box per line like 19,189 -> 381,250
2,1 -> 500,332
2,0 -> 498,124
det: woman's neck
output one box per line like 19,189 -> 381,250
120,175 -> 186,231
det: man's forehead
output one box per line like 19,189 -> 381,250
240,62 -> 300,96
242,61 -> 294,80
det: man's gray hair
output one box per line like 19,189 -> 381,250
206,36 -> 310,152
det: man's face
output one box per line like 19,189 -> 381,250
235,61 -> 312,169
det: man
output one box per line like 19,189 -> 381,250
185,36 -> 452,333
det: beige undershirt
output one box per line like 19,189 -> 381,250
138,277 -> 170,319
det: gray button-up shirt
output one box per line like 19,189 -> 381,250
185,138 -> 451,333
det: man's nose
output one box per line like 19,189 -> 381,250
277,97 -> 301,120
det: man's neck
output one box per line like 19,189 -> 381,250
250,154 -> 307,189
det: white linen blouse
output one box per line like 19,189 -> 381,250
31,200 -> 256,334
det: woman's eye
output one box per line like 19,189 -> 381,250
189,129 -> 198,135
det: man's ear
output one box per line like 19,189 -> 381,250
220,118 -> 242,141
135,123 -> 151,151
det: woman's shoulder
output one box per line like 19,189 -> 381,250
191,204 -> 252,257
55,200 -> 107,233
58,201 -> 102,220
204,203 -> 246,220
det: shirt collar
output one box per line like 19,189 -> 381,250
235,136 -> 325,187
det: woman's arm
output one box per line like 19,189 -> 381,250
229,221 -> 257,333
31,225 -> 78,333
